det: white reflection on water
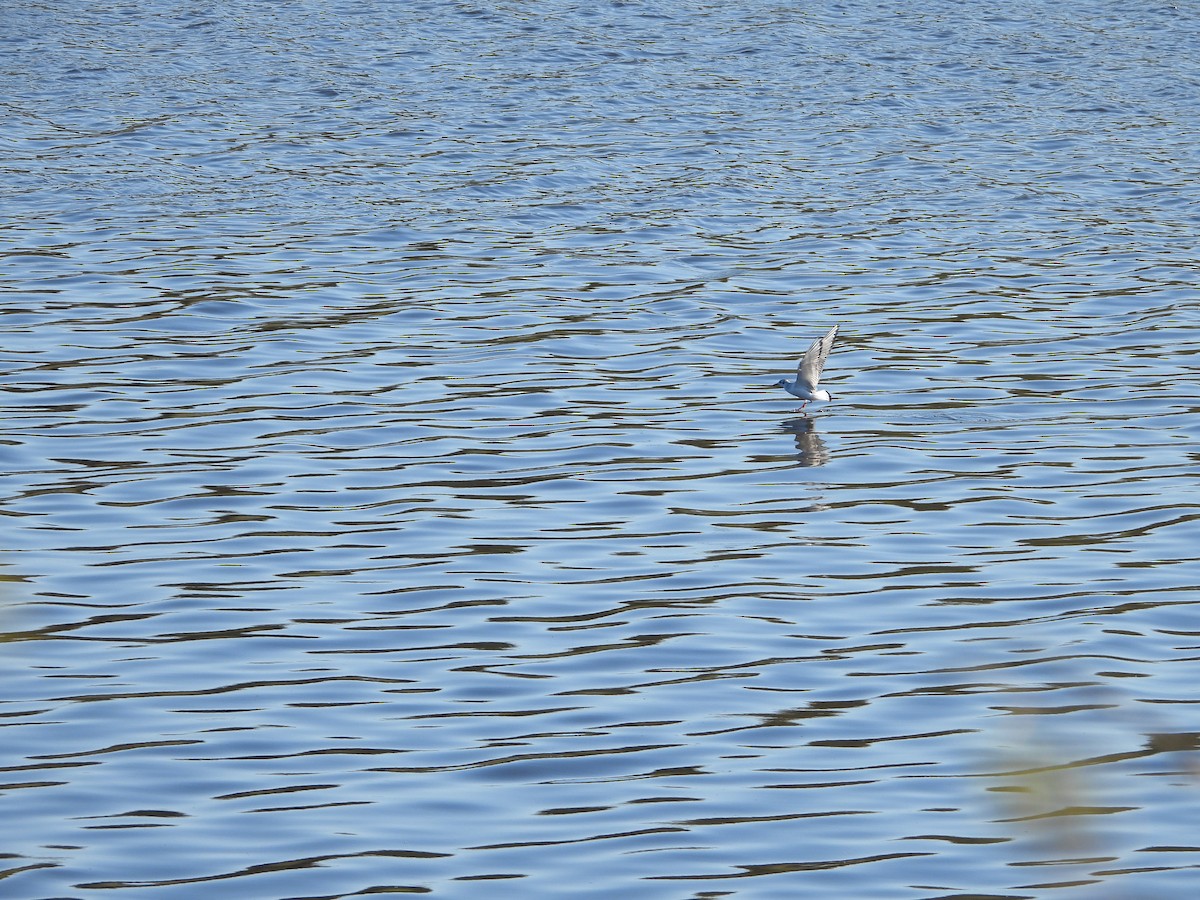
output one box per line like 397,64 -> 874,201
781,417 -> 831,467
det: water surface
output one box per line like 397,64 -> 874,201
3,1 -> 1200,897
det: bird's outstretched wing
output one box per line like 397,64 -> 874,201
796,324 -> 839,391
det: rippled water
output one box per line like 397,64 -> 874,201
3,1 -> 1200,897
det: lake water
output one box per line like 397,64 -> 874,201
3,1 -> 1200,897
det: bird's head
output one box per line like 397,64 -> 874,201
773,378 -> 790,388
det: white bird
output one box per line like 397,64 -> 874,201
774,324 -> 840,412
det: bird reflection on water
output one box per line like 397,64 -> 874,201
781,416 -> 830,467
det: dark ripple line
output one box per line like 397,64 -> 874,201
468,825 -> 687,852
48,674 -> 414,704
75,849 -> 450,890
644,851 -> 936,880
674,809 -> 872,827
32,739 -> 200,760
849,653 -> 1179,678
370,742 -> 678,775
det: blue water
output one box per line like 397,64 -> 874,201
3,2 -> 1200,897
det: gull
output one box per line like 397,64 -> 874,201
774,324 -> 839,412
